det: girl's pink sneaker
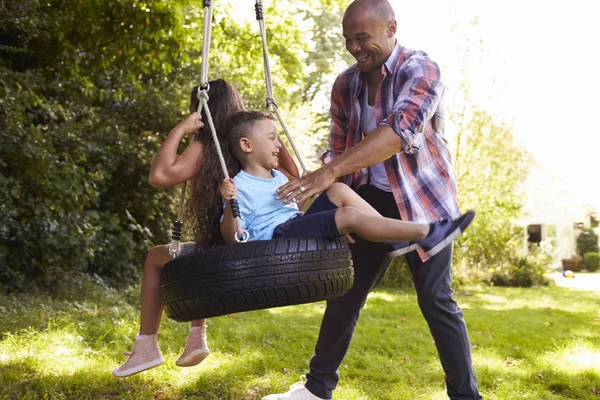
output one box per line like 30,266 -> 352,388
176,325 -> 210,367
112,333 -> 164,377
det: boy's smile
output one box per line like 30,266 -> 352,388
247,119 -> 281,172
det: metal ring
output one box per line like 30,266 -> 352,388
298,186 -> 305,193
234,229 -> 250,243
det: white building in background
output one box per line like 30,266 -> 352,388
516,162 -> 598,267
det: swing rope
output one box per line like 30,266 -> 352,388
254,0 -> 307,174
169,0 -> 248,258
170,0 -> 309,256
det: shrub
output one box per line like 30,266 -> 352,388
488,248 -> 553,287
378,257 -> 414,289
576,229 -> 599,256
583,252 -> 600,272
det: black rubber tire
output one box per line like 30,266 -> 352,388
160,236 -> 354,322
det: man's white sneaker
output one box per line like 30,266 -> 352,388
262,381 -> 328,400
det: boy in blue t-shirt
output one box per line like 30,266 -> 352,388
220,111 -> 474,257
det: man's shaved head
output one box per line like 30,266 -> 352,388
343,0 -> 395,24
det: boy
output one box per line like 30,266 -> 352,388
219,111 -> 474,255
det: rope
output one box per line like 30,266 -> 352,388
200,0 -> 213,89
168,181 -> 187,257
169,0 -> 248,259
255,0 -> 307,174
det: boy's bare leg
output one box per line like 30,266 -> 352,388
325,183 -> 429,242
140,245 -> 205,334
325,182 -> 381,217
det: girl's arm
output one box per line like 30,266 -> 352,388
275,138 -> 300,181
149,113 -> 205,189
219,178 -> 238,245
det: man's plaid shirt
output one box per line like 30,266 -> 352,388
322,42 -> 461,229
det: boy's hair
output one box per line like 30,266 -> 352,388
226,110 -> 276,160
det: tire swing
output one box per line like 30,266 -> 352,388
160,0 -> 354,322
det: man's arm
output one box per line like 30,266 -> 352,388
381,56 -> 445,155
278,56 -> 444,204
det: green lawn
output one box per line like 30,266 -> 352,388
1,281 -> 599,400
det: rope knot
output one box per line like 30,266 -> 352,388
198,89 -> 210,103
266,96 -> 278,109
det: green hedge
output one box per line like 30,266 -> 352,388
583,252 -> 600,272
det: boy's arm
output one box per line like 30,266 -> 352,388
220,200 -> 238,245
149,112 -> 204,189
219,178 -> 243,245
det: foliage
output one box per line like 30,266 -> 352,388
1,282 -> 599,399
451,108 -> 532,283
488,248 -> 553,287
378,256 -> 414,289
576,228 -> 599,257
0,0 -> 344,291
583,252 -> 600,272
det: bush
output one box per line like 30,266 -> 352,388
583,252 -> 600,272
488,248 -> 553,287
378,257 -> 414,289
576,229 -> 599,256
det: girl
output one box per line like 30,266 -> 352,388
112,81 -> 299,377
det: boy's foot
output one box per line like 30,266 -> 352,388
112,333 -> 164,378
418,210 -> 476,258
263,381 -> 328,400
385,241 -> 419,257
176,325 -> 210,367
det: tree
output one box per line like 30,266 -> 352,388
451,107 -> 532,280
0,0 -> 351,291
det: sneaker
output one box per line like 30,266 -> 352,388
112,333 -> 164,378
175,325 -> 210,367
385,240 -> 419,257
418,210 -> 476,258
263,381 -> 328,400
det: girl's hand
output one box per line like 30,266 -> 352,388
178,112 -> 204,135
220,178 -> 237,201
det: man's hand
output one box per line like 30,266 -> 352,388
276,166 -> 336,205
178,112 -> 204,135
219,178 -> 237,201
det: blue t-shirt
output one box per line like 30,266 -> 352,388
226,169 -> 302,241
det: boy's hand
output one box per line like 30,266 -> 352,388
220,178 -> 237,201
178,112 -> 204,135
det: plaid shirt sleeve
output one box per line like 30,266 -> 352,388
380,56 -> 445,155
321,75 -> 349,165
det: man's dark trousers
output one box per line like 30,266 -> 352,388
305,184 -> 482,400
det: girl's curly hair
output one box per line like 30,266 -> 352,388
186,79 -> 244,248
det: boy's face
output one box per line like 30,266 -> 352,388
246,119 -> 281,170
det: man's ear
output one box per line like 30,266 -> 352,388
387,19 -> 397,38
240,137 -> 252,153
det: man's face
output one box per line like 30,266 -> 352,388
342,12 -> 396,73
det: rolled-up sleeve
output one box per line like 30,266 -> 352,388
380,57 -> 445,154
321,77 -> 348,165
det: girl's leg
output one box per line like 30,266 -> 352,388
114,245 -> 208,377
326,183 -> 429,242
139,245 -> 172,335
140,245 -> 206,334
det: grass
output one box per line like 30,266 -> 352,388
1,280 -> 599,399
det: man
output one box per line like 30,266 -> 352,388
265,0 -> 482,399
